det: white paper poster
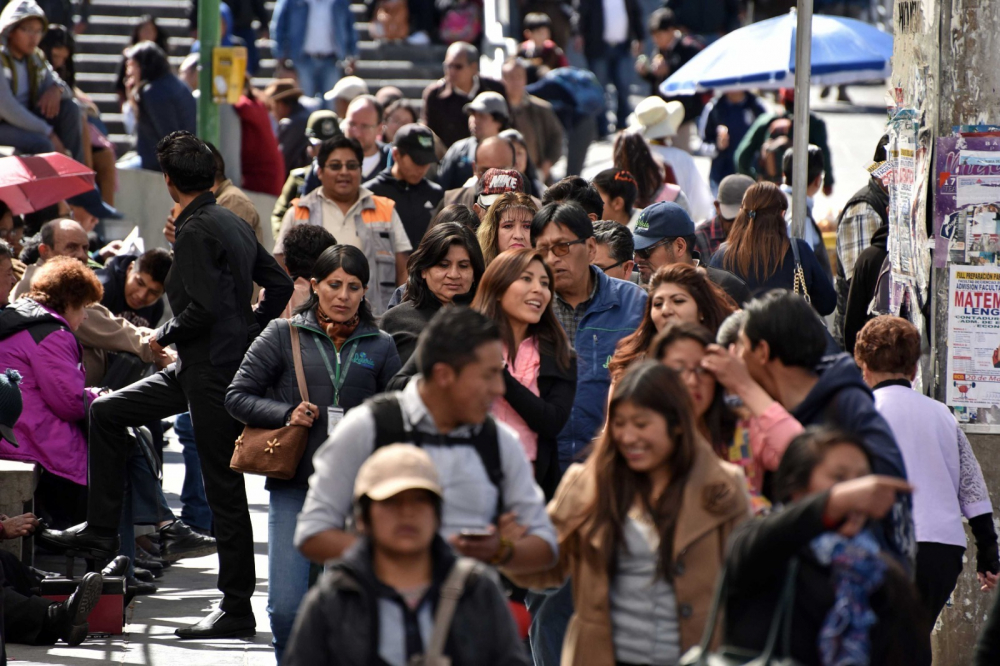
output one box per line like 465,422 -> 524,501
947,265 -> 1000,408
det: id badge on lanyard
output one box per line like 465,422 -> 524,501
315,337 -> 360,436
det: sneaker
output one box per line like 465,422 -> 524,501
159,520 -> 217,562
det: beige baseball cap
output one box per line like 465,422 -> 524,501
353,444 -> 443,502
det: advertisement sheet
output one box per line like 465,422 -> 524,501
947,265 -> 1000,408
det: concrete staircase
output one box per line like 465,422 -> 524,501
74,0 -> 447,155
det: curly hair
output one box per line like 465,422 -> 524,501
854,316 -> 921,375
476,192 -> 538,266
608,263 -> 737,383
23,256 -> 103,314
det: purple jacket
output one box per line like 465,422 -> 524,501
0,299 -> 94,485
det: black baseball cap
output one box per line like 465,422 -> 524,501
393,124 -> 437,166
0,369 -> 22,447
632,201 -> 694,250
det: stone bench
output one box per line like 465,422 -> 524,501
0,460 -> 37,564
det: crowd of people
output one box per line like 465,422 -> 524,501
0,0 -> 994,665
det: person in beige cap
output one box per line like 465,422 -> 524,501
628,96 -> 715,222
265,79 -> 311,174
324,75 -> 369,119
283,443 -> 529,666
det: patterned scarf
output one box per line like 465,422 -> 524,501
315,304 -> 360,350
810,530 -> 886,666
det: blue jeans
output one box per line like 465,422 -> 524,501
527,581 -> 574,666
295,54 -> 342,100
232,26 -> 260,74
268,486 -> 313,663
174,412 -> 213,532
119,450 -> 175,577
0,96 -> 83,160
588,42 -> 633,131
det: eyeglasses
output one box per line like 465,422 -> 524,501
666,364 -> 710,381
536,238 -> 587,257
345,120 -> 377,132
634,237 -> 673,260
323,161 -> 361,172
16,26 -> 43,36
446,62 -> 466,70
596,260 -> 625,273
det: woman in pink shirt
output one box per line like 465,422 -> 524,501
472,248 -> 577,498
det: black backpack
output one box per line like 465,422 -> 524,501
368,394 -> 504,521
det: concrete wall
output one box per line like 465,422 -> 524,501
892,0 -> 1000,663
108,168 -> 277,253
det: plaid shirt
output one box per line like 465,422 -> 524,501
836,202 -> 884,281
554,267 -> 600,344
694,216 -> 727,261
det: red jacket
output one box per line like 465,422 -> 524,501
235,94 -> 285,195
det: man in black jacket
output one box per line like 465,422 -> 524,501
40,131 -> 293,639
575,0 -> 644,132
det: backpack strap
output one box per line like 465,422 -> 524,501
422,558 -> 481,663
471,417 -> 504,522
370,393 -> 409,448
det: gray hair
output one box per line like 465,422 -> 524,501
592,220 -> 634,264
0,239 -> 12,262
447,41 -> 479,65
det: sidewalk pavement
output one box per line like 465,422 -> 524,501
9,439 -> 277,666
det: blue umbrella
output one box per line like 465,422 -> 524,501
661,12 -> 893,96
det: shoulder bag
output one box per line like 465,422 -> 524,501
230,325 -> 310,480
790,239 -> 812,304
408,558 -> 480,666
679,559 -> 805,666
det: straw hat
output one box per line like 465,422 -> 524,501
627,97 -> 686,140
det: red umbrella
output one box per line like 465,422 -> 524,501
0,152 -> 96,215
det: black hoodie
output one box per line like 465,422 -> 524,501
95,254 -> 165,329
791,353 -> 915,566
283,535 -> 529,666
843,224 -> 888,354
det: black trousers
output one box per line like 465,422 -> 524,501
0,551 -> 54,646
87,362 -> 254,616
915,541 -> 966,624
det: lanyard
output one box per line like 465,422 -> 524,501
314,336 -> 360,407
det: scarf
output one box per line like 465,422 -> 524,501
810,530 -> 886,666
315,304 -> 360,351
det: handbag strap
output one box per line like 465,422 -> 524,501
424,558 -> 478,660
789,239 -> 812,303
289,325 -> 310,404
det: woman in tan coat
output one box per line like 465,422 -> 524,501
507,361 -> 751,666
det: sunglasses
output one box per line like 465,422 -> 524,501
634,237 -> 673,260
596,259 -> 625,273
536,238 -> 587,258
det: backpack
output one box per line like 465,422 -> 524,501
369,394 -> 505,521
439,3 -> 481,44
545,67 -> 606,116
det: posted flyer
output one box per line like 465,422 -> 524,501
947,265 -> 1000,408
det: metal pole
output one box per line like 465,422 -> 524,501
196,0 -> 220,147
790,0 -> 813,241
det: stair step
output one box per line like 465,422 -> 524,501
86,0 -> 189,19
86,14 -> 190,37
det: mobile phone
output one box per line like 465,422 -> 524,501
459,528 -> 493,540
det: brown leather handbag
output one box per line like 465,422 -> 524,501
230,325 -> 310,480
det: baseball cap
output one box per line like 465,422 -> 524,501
477,169 -> 524,207
463,91 -> 509,120
324,76 -> 369,102
353,444 -> 443,502
66,187 -> 123,220
306,110 -> 344,143
632,201 -> 694,250
0,369 -> 22,448
716,174 -> 755,220
264,78 -> 304,104
393,124 -> 437,165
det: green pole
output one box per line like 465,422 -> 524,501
196,0 -> 220,146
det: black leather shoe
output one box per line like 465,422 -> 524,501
175,609 -> 256,639
133,567 -> 156,583
36,523 -> 119,560
51,571 -> 103,646
125,576 -> 157,596
101,555 -> 129,578
159,520 -> 217,562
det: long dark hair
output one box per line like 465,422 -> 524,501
131,14 -> 169,51
125,40 -> 172,83
587,361 -> 698,580
649,321 -> 738,458
722,181 -> 790,281
471,248 -> 572,370
403,222 -> 486,310
294,245 -> 375,327
40,25 -> 76,88
613,132 -> 663,208
608,264 -> 736,383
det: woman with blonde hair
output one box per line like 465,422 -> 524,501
471,247 -> 576,497
507,361 -> 750,665
710,181 -> 836,314
476,192 -> 539,266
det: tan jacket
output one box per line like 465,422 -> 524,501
509,95 -> 564,168
508,440 -> 750,666
215,179 -> 264,244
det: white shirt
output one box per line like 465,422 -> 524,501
602,0 -> 629,45
650,144 -> 715,222
303,0 -> 336,56
362,151 -> 381,180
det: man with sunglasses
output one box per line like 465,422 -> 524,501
592,220 -> 636,283
531,202 -> 646,472
275,135 -> 412,314
633,201 -> 751,305
421,42 -> 507,149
